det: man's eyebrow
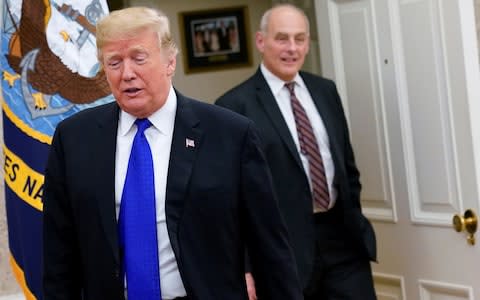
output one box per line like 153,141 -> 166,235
129,45 -> 148,54
104,53 -> 120,62
274,31 -> 308,36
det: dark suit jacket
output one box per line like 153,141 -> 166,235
43,91 -> 302,300
216,69 -> 377,288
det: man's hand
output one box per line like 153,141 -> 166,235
245,272 -> 257,300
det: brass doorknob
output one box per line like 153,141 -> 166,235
453,209 -> 477,245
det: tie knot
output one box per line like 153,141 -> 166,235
135,118 -> 152,134
285,82 -> 295,95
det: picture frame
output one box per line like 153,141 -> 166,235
178,6 -> 252,74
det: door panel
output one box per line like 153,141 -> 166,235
315,0 -> 480,299
316,0 -> 399,222
399,0 -> 476,224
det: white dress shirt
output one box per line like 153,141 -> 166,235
260,64 -> 337,211
115,86 -> 187,299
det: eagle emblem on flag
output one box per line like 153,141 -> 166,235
3,0 -> 112,121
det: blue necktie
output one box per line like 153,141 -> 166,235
119,118 -> 161,299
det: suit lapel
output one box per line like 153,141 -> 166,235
253,70 -> 304,171
94,102 -> 121,263
93,95 -> 203,264
301,73 -> 336,139
165,92 -> 202,257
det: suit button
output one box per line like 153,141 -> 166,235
114,268 -> 120,278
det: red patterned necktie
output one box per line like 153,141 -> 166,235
286,82 -> 330,211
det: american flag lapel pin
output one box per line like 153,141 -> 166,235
185,138 -> 195,148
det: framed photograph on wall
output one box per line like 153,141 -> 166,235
178,6 -> 252,74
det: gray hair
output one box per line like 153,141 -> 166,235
259,4 -> 310,35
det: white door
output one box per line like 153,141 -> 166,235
315,0 -> 480,299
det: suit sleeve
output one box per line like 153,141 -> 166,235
329,81 -> 378,260
43,125 -> 83,300
329,80 -> 362,206
215,95 -> 242,114
216,93 -> 254,273
240,121 -> 303,299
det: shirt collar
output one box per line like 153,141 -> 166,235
118,85 -> 177,136
260,63 -> 306,95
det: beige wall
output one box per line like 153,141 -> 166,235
131,0 -> 272,103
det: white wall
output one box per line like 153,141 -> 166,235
0,294 -> 23,300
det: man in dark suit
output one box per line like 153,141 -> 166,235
216,4 -> 377,300
216,19 -> 231,51
42,7 -> 302,300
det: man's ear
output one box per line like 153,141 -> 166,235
167,56 -> 176,76
255,31 -> 265,53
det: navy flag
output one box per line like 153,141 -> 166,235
1,0 -> 111,298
